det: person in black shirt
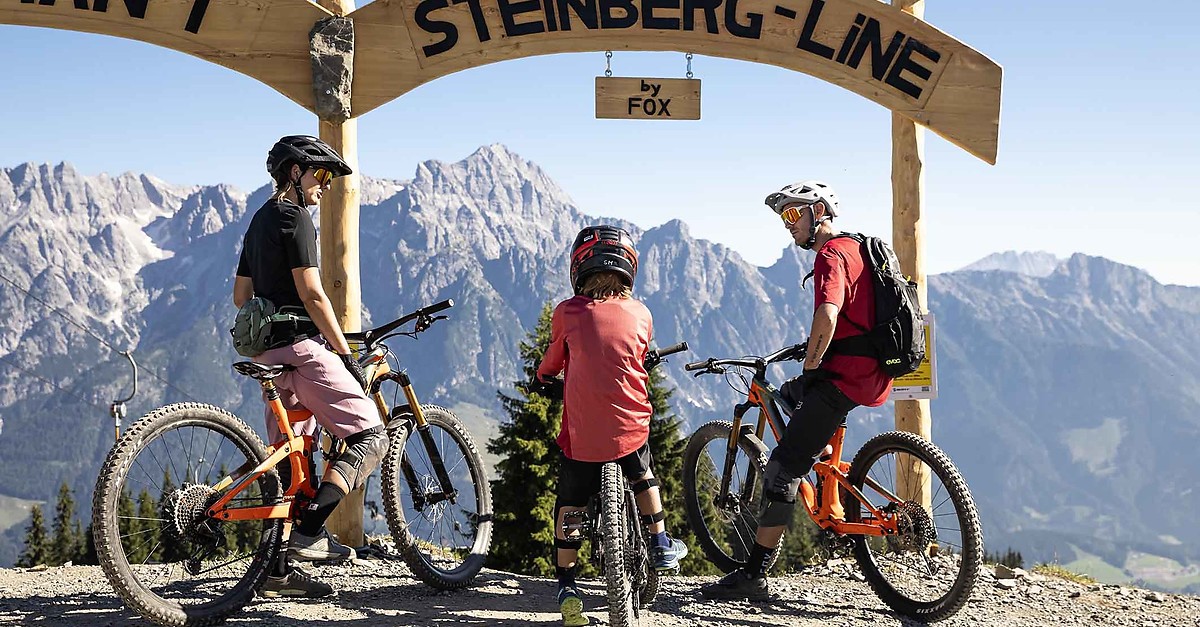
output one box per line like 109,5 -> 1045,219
233,136 -> 386,598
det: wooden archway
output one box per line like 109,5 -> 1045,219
3,0 -> 999,542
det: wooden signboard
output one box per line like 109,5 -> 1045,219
596,77 -> 700,120
350,0 -> 1002,163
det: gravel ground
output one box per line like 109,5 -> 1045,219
2,559 -> 1198,626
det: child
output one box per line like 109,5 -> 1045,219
535,225 -> 688,627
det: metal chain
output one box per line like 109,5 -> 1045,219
686,52 -> 694,79
605,50 -> 613,77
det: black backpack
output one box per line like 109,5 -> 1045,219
825,233 -> 926,378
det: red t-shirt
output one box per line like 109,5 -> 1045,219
537,295 -> 654,462
813,237 -> 893,407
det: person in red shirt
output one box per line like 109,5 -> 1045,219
702,181 -> 893,601
535,225 -> 688,627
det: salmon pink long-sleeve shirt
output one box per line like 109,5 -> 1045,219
537,295 -> 654,462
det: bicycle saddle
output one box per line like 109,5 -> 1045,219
231,361 -> 295,380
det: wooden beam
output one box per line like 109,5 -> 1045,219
315,0 -> 364,547
891,0 -> 931,510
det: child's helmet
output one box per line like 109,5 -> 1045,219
569,226 -> 639,294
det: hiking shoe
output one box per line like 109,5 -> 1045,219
651,536 -> 689,571
699,568 -> 770,601
557,585 -> 589,627
259,565 -> 333,598
288,528 -> 356,562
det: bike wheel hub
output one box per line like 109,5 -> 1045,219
162,483 -> 219,540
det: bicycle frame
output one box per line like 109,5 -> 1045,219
707,357 -> 905,538
205,300 -> 460,523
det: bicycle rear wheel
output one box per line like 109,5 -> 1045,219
381,405 -> 492,589
92,403 -> 281,627
846,431 -> 982,622
624,488 -> 659,609
682,421 -> 772,572
600,463 -> 635,627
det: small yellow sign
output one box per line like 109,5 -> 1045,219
595,77 -> 701,121
892,313 -> 937,401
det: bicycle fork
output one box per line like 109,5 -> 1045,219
381,370 -> 459,509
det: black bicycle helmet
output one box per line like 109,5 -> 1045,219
266,135 -> 353,179
569,225 -> 639,294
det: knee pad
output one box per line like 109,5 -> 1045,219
758,460 -> 800,527
630,477 -> 659,496
330,426 -> 388,491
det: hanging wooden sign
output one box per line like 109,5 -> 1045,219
595,77 -> 701,121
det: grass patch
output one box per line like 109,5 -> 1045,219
1034,563 -> 1097,585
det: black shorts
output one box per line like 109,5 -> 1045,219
557,443 -> 653,507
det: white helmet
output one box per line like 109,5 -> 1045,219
764,180 -> 839,218
764,180 -> 839,250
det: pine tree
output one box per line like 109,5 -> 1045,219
16,505 -> 49,567
131,489 -> 160,563
487,302 -> 561,577
645,360 -> 718,576
49,482 -> 82,565
116,488 -> 138,560
77,523 -> 99,566
159,470 -> 189,563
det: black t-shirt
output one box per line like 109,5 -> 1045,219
236,199 -> 319,316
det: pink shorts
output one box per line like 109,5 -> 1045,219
254,337 -> 382,443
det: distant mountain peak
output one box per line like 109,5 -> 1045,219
959,250 -> 1061,277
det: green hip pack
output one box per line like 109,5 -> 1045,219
230,297 -> 313,358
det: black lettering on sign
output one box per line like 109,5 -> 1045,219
724,0 -> 761,39
627,96 -> 672,116
452,0 -> 493,43
556,0 -> 598,30
74,0 -> 89,9
845,17 -> 904,80
682,0 -> 718,34
884,35 -> 940,99
642,0 -> 679,30
835,13 -> 865,64
184,0 -> 211,34
499,0 -> 546,36
416,0 -> 459,56
543,0 -> 557,32
795,0 -> 833,60
773,6 -> 796,20
599,0 -> 637,29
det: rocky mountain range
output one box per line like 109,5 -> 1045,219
1,146 -> 1197,591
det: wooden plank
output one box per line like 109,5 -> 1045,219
595,77 -> 700,120
0,0 -> 331,111
351,0 -> 1001,162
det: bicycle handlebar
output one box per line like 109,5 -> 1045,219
684,342 -> 808,375
345,299 -> 454,347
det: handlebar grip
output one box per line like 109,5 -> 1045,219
422,299 -> 454,315
657,342 -> 689,358
684,360 -> 709,371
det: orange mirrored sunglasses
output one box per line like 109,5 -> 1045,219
779,204 -> 810,226
310,168 -> 334,187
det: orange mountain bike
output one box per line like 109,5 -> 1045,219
92,300 -> 492,627
681,342 -> 982,622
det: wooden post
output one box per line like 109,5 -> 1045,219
892,0 -> 932,509
314,0 -> 365,549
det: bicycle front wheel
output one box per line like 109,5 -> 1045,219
682,421 -> 771,572
381,404 -> 492,589
601,463 -> 635,627
92,403 -> 281,627
846,431 -> 983,622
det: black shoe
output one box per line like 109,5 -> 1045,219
699,568 -> 770,601
259,565 -> 334,598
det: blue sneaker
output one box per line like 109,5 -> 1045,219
651,536 -> 689,571
557,586 -> 589,627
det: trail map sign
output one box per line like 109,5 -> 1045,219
596,77 -> 701,120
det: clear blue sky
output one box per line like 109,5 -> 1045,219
2,1 -> 1197,285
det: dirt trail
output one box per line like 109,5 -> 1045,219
2,560 -> 1198,626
